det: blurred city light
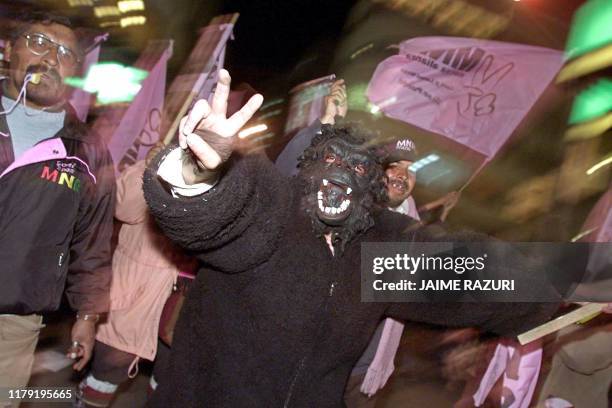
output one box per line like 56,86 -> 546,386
238,124 -> 268,139
99,21 -> 120,28
350,43 -> 373,60
409,154 -> 440,172
565,0 -> 612,60
346,83 -> 369,112
373,0 -> 510,39
120,15 -> 147,28
68,0 -> 94,6
250,132 -> 275,144
258,109 -> 282,121
117,0 -> 145,13
558,0 -> 612,82
260,98 -> 284,110
65,62 -> 148,104
586,154 -> 612,176
569,79 -> 612,125
571,227 -> 598,242
94,6 -> 120,18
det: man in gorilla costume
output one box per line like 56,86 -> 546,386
143,70 -> 557,407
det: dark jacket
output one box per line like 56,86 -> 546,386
0,98 -> 115,315
143,152 -> 557,408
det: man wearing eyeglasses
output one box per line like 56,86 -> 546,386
4,19 -> 81,111
0,12 -> 115,397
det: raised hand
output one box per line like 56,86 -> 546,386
179,69 -> 263,174
321,79 -> 347,125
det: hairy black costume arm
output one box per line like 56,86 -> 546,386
384,225 -> 561,337
386,301 -> 558,337
143,147 -> 291,273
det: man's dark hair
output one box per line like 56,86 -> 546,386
10,11 -> 81,53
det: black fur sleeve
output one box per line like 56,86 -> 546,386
386,301 -> 558,338
143,147 -> 292,273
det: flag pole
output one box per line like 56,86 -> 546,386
517,303 -> 604,345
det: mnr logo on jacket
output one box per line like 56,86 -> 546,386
41,161 -> 83,192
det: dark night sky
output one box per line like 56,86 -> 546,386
220,0 -> 355,72
193,0 -> 357,93
136,0 -> 358,94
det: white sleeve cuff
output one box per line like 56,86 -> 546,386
157,147 -> 216,197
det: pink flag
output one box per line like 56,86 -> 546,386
359,318 -> 404,397
160,14 -> 238,145
69,34 -> 108,122
105,43 -> 172,174
367,37 -> 564,160
473,339 -> 543,408
196,40 -> 228,104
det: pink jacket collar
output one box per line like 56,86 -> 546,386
0,138 -> 66,179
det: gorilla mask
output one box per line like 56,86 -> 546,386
298,124 -> 387,254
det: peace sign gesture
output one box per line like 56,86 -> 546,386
179,69 -> 263,171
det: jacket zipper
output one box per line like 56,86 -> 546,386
283,356 -> 306,408
283,280 -> 338,407
283,240 -> 339,407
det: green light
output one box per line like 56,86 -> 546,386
568,79 -> 612,125
347,82 -> 369,112
565,0 -> 612,60
65,62 -> 148,104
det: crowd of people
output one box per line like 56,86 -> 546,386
0,10 -> 610,408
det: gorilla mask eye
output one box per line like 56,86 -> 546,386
324,153 -> 337,163
354,164 -> 367,176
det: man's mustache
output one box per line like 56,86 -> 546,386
26,65 -> 61,83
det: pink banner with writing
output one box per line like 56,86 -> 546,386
106,43 -> 172,174
160,14 -> 238,144
367,37 -> 564,160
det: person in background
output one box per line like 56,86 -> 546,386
344,138 -> 420,407
0,12 -> 115,404
75,143 -> 194,408
275,78 -> 347,176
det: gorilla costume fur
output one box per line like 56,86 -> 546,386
143,123 -> 557,408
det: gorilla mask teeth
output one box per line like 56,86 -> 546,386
340,199 -> 350,212
317,177 -> 352,219
322,199 -> 351,215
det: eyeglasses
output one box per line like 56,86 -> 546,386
23,33 -> 81,66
